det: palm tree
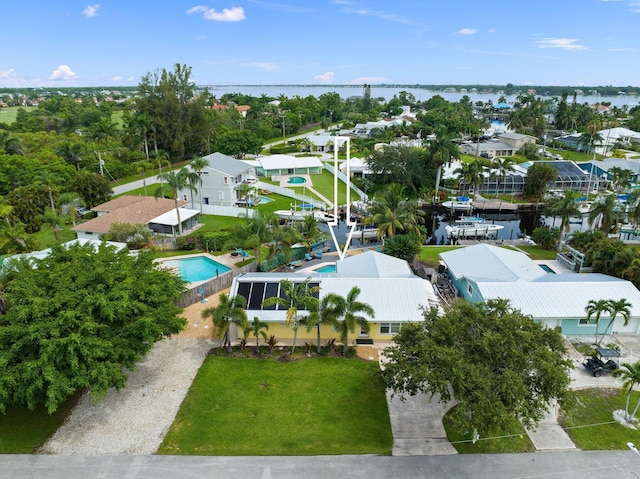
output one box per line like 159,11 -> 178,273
135,161 -> 155,197
491,157 -> 516,196
189,156 -> 210,213
305,293 -> 343,354
202,293 -> 248,354
608,166 -> 633,194
544,189 -> 582,250
368,183 -> 425,239
154,168 -> 196,235
588,194 -> 620,234
56,141 -> 83,171
453,159 -> 488,197
585,299 -> 613,347
428,125 -> 459,200
261,278 -> 319,354
0,131 -> 25,156
235,182 -> 257,218
41,207 -> 62,242
333,286 -> 375,354
599,298 -> 631,345
612,361 -> 640,422
245,317 -> 269,354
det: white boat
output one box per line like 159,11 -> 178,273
442,196 -> 474,212
274,209 -> 336,223
353,227 -> 379,240
445,216 -> 504,238
274,209 -> 315,221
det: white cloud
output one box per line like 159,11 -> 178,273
112,75 -> 122,81
487,28 -> 495,33
82,4 -> 100,17
314,71 -> 334,83
0,68 -> 16,79
186,5 -> 246,21
127,76 -> 135,81
348,76 -> 389,85
244,62 -> 278,71
536,38 -> 587,50
457,28 -> 477,35
49,65 -> 79,81
341,7 -> 416,26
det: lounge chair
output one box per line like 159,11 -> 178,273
314,251 -> 322,259
304,253 -> 313,261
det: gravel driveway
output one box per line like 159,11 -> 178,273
40,338 -> 215,455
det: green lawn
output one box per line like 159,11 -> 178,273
308,170 -> 361,206
30,223 -> 77,249
0,395 -> 79,453
158,356 -> 392,455
0,106 -> 37,124
443,406 -> 535,454
419,245 -> 463,264
514,245 -> 559,260
559,388 -> 640,450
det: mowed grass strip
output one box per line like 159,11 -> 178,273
159,356 -> 392,455
443,406 -> 535,454
559,388 -> 640,450
0,394 -> 79,453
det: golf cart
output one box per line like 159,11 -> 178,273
582,348 -> 620,377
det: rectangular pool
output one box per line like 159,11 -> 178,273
164,256 -> 231,282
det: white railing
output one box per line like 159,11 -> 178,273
256,181 -> 326,209
322,162 -> 368,201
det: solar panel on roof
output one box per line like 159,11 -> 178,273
248,282 -> 266,309
263,283 -> 280,310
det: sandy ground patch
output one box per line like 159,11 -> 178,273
175,288 -> 231,339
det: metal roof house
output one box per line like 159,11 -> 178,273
440,244 -> 640,336
256,154 -> 324,176
72,196 -> 200,239
181,152 -> 257,208
229,251 -> 441,344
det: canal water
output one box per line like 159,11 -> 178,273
319,206 -> 589,250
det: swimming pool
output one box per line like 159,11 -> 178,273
298,203 -> 314,209
164,256 -> 231,282
288,176 -> 306,184
257,195 -> 274,204
315,264 -> 336,273
539,264 -> 556,274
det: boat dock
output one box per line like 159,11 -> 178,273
472,197 -> 518,212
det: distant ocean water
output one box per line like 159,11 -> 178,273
206,85 -> 637,108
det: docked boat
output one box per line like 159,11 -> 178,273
445,216 -> 504,239
353,226 -> 379,240
442,196 -> 474,212
274,209 -> 336,223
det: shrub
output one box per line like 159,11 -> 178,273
269,144 -> 297,154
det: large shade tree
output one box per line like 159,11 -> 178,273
0,243 -> 186,414
382,299 -> 573,435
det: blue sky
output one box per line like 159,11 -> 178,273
2,0 -> 640,88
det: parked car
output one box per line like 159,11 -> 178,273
480,152 -> 493,159
553,154 -> 563,160
538,149 -> 552,158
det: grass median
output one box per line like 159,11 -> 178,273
158,355 -> 392,455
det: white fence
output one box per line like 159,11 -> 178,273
196,204 -> 256,218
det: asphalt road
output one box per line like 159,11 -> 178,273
2,451 -> 639,479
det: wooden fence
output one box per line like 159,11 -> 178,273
176,261 -> 258,308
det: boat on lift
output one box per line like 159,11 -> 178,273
445,216 -> 504,239
441,196 -> 474,213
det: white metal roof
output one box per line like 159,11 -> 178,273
200,152 -> 253,176
257,154 -> 323,170
336,250 -> 414,278
231,251 -> 438,323
149,208 -> 200,226
441,244 -> 546,282
477,276 -> 640,319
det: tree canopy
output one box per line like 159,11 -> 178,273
382,299 -> 573,434
0,243 -> 187,413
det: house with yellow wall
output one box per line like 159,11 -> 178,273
229,251 -> 441,345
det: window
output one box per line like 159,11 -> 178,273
380,323 -> 401,335
579,317 -> 598,325
224,177 -> 228,184
218,191 -> 224,200
467,284 -> 474,296
204,197 -> 209,205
